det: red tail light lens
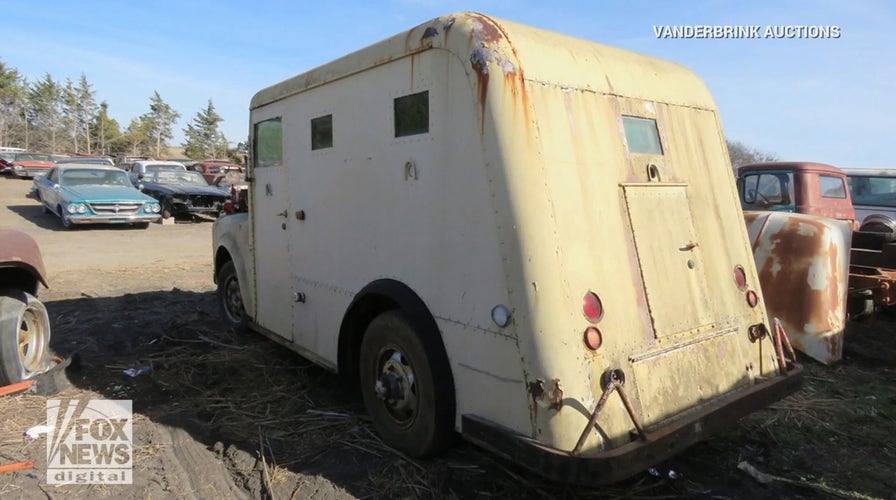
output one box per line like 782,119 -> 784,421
746,290 -> 758,308
582,292 -> 603,323
734,265 -> 747,290
223,201 -> 234,214
584,327 -> 603,350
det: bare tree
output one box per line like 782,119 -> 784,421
727,139 -> 778,170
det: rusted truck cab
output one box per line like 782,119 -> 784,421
736,163 -> 853,364
737,162 -> 857,228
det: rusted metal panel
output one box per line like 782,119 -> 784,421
0,229 -> 49,293
745,212 -> 850,364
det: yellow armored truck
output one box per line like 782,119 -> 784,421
213,12 -> 802,484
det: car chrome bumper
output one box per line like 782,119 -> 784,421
13,169 -> 49,178
67,214 -> 161,225
461,365 -> 802,485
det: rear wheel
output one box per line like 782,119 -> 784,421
359,310 -> 455,457
36,192 -> 49,214
0,290 -> 51,385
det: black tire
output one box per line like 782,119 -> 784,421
161,199 -> 173,220
217,260 -> 248,330
0,290 -> 52,385
359,310 -> 455,458
58,205 -> 73,229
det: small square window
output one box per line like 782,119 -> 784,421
311,114 -> 333,150
819,175 -> 846,198
394,91 -> 429,137
622,116 -> 663,155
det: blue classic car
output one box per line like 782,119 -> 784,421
33,164 -> 162,229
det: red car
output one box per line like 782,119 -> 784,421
190,160 -> 245,185
9,153 -> 54,178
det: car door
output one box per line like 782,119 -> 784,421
250,116 -> 295,340
41,168 -> 61,212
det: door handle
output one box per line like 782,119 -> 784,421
276,210 -> 288,218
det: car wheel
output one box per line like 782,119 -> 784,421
359,310 -> 455,458
57,206 -> 73,229
0,290 -> 52,385
217,261 -> 248,330
161,199 -> 173,220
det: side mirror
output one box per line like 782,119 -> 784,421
137,173 -> 144,180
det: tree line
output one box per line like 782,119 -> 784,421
0,59 -> 243,162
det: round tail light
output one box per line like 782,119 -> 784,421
584,327 -> 603,350
734,265 -> 747,290
746,290 -> 759,308
582,292 -> 603,323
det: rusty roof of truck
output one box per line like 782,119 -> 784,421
738,162 -> 846,176
251,12 -> 716,111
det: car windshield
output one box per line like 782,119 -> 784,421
145,164 -> 184,172
152,170 -> 207,186
848,175 -> 896,207
15,153 -> 51,161
61,169 -> 133,187
59,157 -> 112,165
215,171 -> 245,189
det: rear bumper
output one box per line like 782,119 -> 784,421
461,365 -> 802,485
68,214 -> 161,225
13,168 -> 49,178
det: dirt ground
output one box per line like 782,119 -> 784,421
0,175 -> 894,499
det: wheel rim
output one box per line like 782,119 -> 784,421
223,273 -> 245,323
373,347 -> 418,428
18,305 -> 49,375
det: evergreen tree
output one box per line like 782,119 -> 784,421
143,91 -> 179,158
183,99 -> 227,160
0,60 -> 27,147
75,74 -> 98,154
27,74 -> 64,152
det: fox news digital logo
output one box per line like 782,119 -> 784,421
46,399 -> 133,484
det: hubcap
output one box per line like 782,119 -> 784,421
18,306 -> 48,374
374,349 -> 417,426
224,275 -> 244,322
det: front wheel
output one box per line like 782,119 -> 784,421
0,290 -> 52,385
161,199 -> 173,220
359,310 -> 455,458
217,261 -> 248,330
57,206 -> 73,229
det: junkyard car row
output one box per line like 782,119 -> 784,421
0,155 -> 245,229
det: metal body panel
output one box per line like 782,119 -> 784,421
745,211 -> 850,364
233,11 -> 798,481
0,229 -> 49,294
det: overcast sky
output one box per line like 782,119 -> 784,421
4,0 -> 892,166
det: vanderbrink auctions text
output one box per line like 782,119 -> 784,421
654,25 -> 841,39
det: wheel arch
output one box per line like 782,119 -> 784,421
338,279 -> 454,398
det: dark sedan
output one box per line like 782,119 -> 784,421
138,170 -> 228,219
